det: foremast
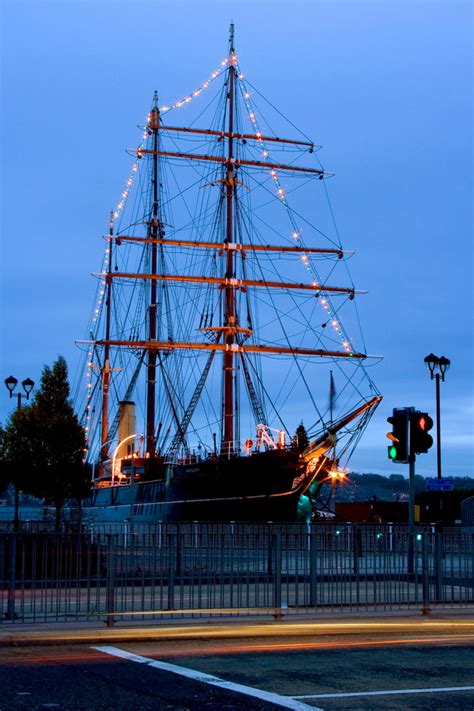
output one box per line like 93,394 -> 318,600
99,212 -> 114,464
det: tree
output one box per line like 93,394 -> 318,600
0,424 -> 10,493
4,357 -> 89,530
3,407 -> 37,530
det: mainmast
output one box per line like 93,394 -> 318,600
222,23 -> 237,457
146,92 -> 160,457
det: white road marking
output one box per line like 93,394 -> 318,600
294,685 -> 474,699
93,645 -> 321,710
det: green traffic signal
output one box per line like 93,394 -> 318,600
386,408 -> 409,463
388,445 -> 397,460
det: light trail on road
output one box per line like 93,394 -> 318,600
2,633 -> 474,666
124,633 -> 474,657
4,617 -> 474,647
0,651 -> 113,666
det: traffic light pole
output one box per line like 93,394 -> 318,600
387,406 -> 435,572
408,452 -> 415,574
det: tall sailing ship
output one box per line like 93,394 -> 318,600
76,27 -> 381,522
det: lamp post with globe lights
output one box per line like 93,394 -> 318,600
423,354 -> 450,481
4,375 -> 35,531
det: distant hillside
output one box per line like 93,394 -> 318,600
329,473 -> 474,503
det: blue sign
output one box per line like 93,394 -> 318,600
426,477 -> 454,491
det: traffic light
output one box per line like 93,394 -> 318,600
410,411 -> 434,454
387,408 -> 409,463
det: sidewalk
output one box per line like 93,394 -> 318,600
1,607 -> 474,647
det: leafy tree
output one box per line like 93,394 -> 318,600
4,357 -> 89,530
3,408 -> 37,529
0,425 -> 10,493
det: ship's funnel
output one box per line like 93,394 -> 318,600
117,401 -> 136,459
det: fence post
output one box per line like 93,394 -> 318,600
267,524 -> 273,576
434,532 -> 443,603
309,527 -> 317,607
272,531 -> 282,619
407,529 -> 415,575
421,533 -> 430,615
167,533 -> 176,611
472,535 -> 474,601
5,534 -> 17,621
105,535 -> 116,627
352,524 -> 362,574
176,525 -> 181,578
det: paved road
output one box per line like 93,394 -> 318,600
1,635 -> 474,709
152,638 -> 474,709
0,646 -> 285,710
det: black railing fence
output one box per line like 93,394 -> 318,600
1,523 -> 473,625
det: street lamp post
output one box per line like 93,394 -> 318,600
4,375 -> 35,532
424,354 -> 450,480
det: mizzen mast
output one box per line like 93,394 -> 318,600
222,23 -> 237,457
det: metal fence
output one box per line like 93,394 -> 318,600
1,523 -> 473,625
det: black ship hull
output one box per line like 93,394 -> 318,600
86,448 -> 312,523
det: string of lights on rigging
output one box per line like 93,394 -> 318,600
81,52 -> 359,442
235,56 -> 354,353
82,57 -> 231,441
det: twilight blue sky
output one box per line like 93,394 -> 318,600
1,0 -> 472,476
